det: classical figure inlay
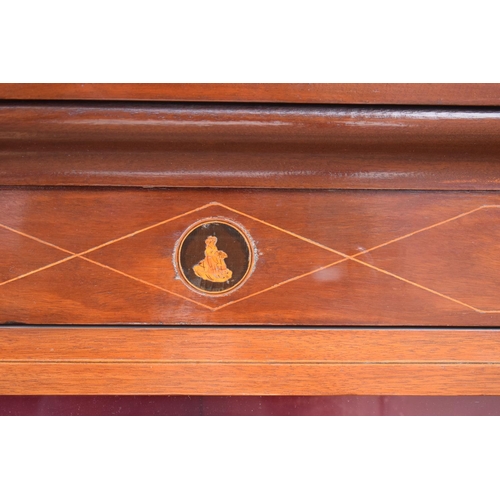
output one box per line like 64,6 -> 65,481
193,236 -> 233,283
176,219 -> 254,295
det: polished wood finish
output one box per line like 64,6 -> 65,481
2,189 -> 500,326
2,327 -> 500,362
1,327 -> 500,395
3,84 -> 500,397
3,363 -> 500,395
2,84 -> 500,106
3,103 -> 500,190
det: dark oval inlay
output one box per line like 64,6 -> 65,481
177,220 -> 253,295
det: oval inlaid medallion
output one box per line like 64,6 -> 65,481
176,219 -> 254,295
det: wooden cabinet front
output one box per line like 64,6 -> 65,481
2,188 -> 500,326
2,88 -> 500,395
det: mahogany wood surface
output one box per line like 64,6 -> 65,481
2,84 -> 500,106
2,327 -> 500,363
2,188 -> 500,326
3,362 -> 500,395
3,103 -> 500,190
3,85 -> 500,398
1,326 -> 500,395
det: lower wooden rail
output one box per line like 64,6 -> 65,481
1,327 -> 500,395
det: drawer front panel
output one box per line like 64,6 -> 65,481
2,188 -> 500,326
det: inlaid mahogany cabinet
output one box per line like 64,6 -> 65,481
2,84 -> 500,395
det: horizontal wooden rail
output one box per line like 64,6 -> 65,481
1,327 -> 500,395
2,103 -> 500,189
2,84 -> 500,106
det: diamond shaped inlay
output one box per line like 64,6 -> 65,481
0,224 -> 71,287
355,205 -> 500,312
86,202 -> 346,310
2,195 -> 500,319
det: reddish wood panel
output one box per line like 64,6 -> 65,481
1,84 -> 500,106
1,327 -> 500,363
2,189 -> 500,326
5,326 -> 500,395
2,103 -> 500,190
0,226 -> 68,283
357,207 -> 500,311
1,362 -> 500,395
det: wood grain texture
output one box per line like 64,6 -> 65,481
2,189 -> 500,326
3,103 -> 500,189
1,327 -> 500,395
1,327 -> 500,363
3,88 -> 500,398
1,84 -> 500,106
2,363 -> 500,395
